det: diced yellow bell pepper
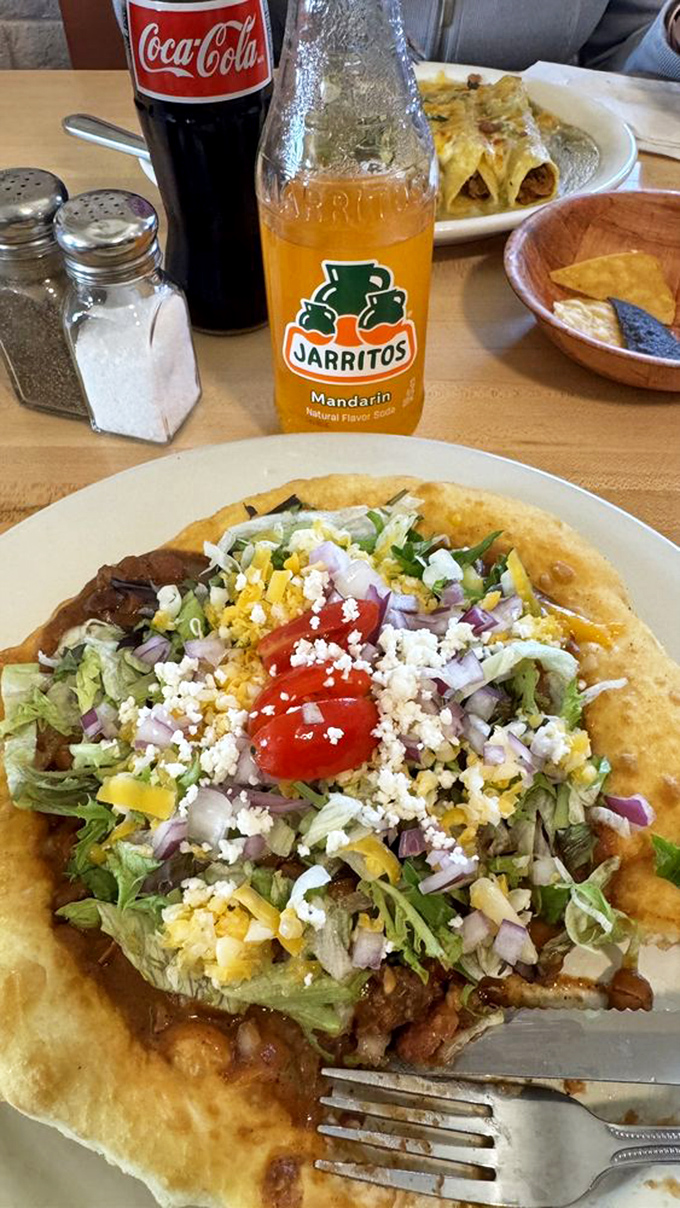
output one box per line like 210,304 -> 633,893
250,545 -> 272,578
266,569 -> 292,604
507,549 -> 540,616
283,552 -> 300,573
339,835 -> 401,884
97,774 -> 176,820
440,805 -> 467,831
480,589 -> 502,611
232,884 -> 281,933
103,817 -> 139,849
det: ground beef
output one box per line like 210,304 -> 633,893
35,724 -> 76,771
395,988 -> 461,1064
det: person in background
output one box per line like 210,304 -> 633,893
268,0 -> 680,79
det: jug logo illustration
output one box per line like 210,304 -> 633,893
282,259 -> 417,384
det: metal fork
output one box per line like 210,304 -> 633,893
317,1067 -> 680,1206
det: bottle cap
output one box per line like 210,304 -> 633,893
0,168 -> 68,251
54,189 -> 160,281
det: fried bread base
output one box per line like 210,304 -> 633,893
1,474 -> 679,1208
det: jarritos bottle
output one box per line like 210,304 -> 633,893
256,0 -> 437,434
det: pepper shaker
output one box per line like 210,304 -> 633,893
0,168 -> 89,418
54,190 -> 201,444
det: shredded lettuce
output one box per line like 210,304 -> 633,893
560,678 -> 584,729
105,841 -> 161,911
533,883 -> 571,925
56,898 -> 102,928
564,858 -> 629,950
310,904 -> 354,980
91,903 -> 365,1035
175,591 -> 206,643
362,876 -> 462,981
69,740 -> 128,772
513,661 -> 539,714
451,530 -> 502,568
481,641 -> 577,688
303,793 -> 362,849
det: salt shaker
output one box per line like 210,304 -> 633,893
0,168 -> 89,418
54,190 -> 201,443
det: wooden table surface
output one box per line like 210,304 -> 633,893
1,71 -> 679,544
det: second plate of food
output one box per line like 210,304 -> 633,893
416,62 -> 637,246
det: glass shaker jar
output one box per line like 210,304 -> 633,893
54,190 -> 201,444
0,168 -> 89,418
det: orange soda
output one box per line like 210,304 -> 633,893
256,0 -> 437,435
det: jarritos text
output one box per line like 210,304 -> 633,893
283,259 -> 417,385
126,0 -> 272,103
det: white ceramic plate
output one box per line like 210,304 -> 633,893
414,62 -> 638,246
1,434 -> 678,1208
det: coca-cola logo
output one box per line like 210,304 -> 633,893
127,0 -> 272,102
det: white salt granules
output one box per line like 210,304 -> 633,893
74,290 -> 200,443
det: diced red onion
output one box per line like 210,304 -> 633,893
390,592 -> 419,612
603,793 -> 655,828
135,713 -> 175,749
438,650 -> 485,695
243,835 -> 267,860
359,642 -> 379,664
302,701 -> 324,724
133,633 -> 171,666
384,607 -> 408,630
590,806 -> 631,838
80,707 -> 102,739
151,815 -> 188,859
440,700 -> 465,738
493,919 -> 529,966
225,787 -> 310,814
466,684 -> 503,721
309,542 -> 350,576
461,605 -> 496,634
96,700 -> 119,739
233,744 -> 261,785
399,734 -> 423,763
507,732 -> 537,773
398,827 -> 427,858
334,560 -> 390,602
187,787 -> 234,847
184,636 -> 227,667
426,849 -> 449,868
439,583 -> 465,608
461,910 -> 492,954
483,742 -> 505,766
366,583 -> 392,642
352,929 -> 385,970
402,611 -> 451,636
488,595 -> 523,630
420,856 -> 478,894
462,713 -> 491,755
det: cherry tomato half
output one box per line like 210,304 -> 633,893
252,697 -> 380,781
248,663 -> 373,735
258,599 -> 379,673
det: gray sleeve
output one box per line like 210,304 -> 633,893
580,0 -> 680,78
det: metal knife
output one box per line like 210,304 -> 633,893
443,1009 -> 680,1085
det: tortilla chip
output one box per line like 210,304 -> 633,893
553,297 -> 624,347
550,252 -> 676,325
610,297 -> 680,362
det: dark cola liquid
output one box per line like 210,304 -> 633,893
136,90 -> 270,333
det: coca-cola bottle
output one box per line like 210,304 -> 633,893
115,0 -> 272,333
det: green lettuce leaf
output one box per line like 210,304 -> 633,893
560,678 -> 584,729
533,883 -> 571,925
56,898 -> 102,928
564,858 -> 630,950
513,661 -> 539,714
75,646 -> 103,714
175,591 -> 207,644
651,835 -> 680,889
94,903 -> 365,1035
363,877 -> 454,980
451,530 -> 502,568
105,841 -> 161,911
69,740 -> 129,772
5,763 -> 100,812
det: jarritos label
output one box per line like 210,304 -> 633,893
283,259 -> 417,385
126,0 -> 272,103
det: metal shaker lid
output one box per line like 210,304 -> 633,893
54,189 -> 159,279
0,168 -> 68,249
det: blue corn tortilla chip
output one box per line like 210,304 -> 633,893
609,297 -> 680,361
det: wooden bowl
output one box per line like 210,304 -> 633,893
504,190 -> 680,392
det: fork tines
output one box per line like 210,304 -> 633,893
317,1067 -> 508,1206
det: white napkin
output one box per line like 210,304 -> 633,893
524,60 -> 680,160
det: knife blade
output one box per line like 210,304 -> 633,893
446,1009 -> 680,1085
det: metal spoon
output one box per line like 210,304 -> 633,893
62,113 -> 150,162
